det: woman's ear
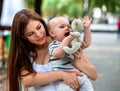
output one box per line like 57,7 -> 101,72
48,29 -> 55,38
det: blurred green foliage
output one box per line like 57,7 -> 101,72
24,0 -> 120,17
88,0 -> 120,15
42,0 -> 83,18
24,0 -> 35,9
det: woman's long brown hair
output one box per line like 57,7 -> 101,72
7,9 -> 49,91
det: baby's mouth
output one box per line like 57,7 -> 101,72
64,32 -> 70,37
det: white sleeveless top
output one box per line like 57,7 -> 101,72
32,62 -> 56,91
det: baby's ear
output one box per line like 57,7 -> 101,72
48,29 -> 55,38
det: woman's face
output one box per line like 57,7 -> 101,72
24,19 -> 47,46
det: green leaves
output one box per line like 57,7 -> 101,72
42,0 -> 83,18
25,0 -> 120,17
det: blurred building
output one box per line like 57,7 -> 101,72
1,0 -> 24,26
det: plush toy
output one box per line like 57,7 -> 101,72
63,18 -> 83,59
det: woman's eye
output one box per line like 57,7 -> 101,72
27,32 -> 34,36
37,25 -> 41,30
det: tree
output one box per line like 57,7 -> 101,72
42,0 -> 83,18
88,0 -> 120,15
24,0 -> 120,17
35,0 -> 42,15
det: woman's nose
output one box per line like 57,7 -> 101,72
35,31 -> 41,37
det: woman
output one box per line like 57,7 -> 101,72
7,9 -> 97,91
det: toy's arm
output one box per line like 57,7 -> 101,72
53,35 -> 73,58
70,31 -> 81,38
81,16 -> 92,49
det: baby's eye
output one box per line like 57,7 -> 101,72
59,25 -> 65,28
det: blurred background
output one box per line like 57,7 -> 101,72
0,0 -> 120,91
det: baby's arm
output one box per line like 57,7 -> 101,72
52,35 -> 73,58
81,16 -> 92,49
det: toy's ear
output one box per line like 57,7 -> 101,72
48,29 -> 55,38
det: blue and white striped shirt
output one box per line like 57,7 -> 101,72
48,40 -> 74,70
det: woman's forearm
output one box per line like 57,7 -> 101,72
21,71 -> 62,88
21,70 -> 81,90
72,54 -> 98,81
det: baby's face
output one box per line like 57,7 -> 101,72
53,17 -> 71,41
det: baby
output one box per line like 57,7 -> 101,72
47,16 -> 93,91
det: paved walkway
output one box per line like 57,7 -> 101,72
0,69 -> 6,91
84,32 -> 120,91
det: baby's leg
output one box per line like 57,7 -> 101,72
55,81 -> 74,91
55,74 -> 94,91
77,74 -> 94,91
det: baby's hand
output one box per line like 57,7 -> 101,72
63,34 -> 73,42
82,16 -> 92,30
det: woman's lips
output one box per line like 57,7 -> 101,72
37,36 -> 44,41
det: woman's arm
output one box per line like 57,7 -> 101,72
21,70 -> 80,90
72,54 -> 98,81
21,70 -> 61,87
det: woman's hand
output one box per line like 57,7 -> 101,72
60,71 -> 81,90
64,68 -> 84,76
73,48 -> 83,59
